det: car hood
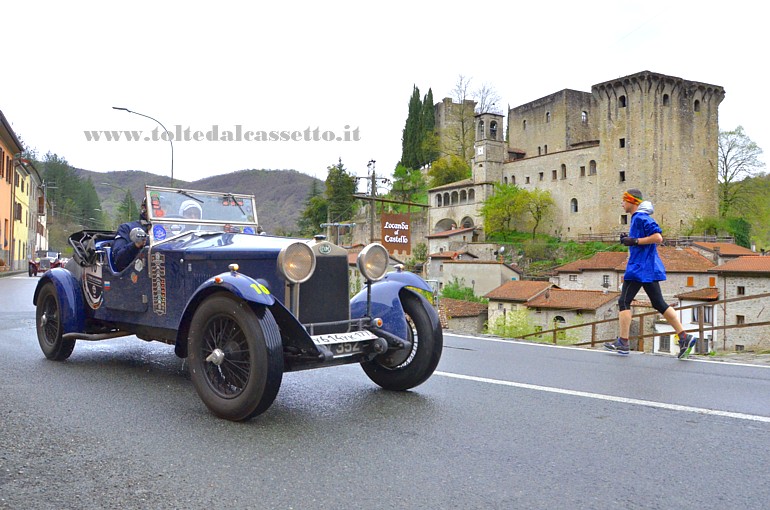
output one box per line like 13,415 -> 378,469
154,232 -> 306,260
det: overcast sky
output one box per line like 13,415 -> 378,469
3,1 -> 766,188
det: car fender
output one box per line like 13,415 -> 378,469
33,268 -> 86,334
350,272 -> 438,341
174,271 -> 276,357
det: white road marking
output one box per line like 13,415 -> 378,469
435,370 -> 770,424
446,332 -> 770,369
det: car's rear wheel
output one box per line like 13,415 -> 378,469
36,282 -> 75,361
188,294 -> 283,421
361,290 -> 443,391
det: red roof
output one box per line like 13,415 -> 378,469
527,289 -> 620,311
693,242 -> 755,256
484,280 -> 553,302
426,226 -> 476,239
676,287 -> 720,301
554,252 -> 628,273
440,298 -> 488,318
709,255 -> 770,274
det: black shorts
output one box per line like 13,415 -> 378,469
618,280 -> 669,313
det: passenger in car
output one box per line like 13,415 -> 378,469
112,198 -> 149,272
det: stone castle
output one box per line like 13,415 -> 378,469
428,70 -> 725,240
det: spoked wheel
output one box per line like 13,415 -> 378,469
362,290 -> 443,391
188,294 -> 283,421
36,282 -> 75,361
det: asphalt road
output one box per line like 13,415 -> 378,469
2,274 -> 770,509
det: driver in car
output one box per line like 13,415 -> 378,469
111,198 -> 149,272
180,200 -> 203,220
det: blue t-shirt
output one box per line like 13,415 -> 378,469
624,211 -> 666,282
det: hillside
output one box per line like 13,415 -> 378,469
75,168 -> 322,234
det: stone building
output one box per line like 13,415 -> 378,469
708,256 -> 770,351
429,70 -> 725,240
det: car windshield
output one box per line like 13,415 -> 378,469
144,186 -> 260,243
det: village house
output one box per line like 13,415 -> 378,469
524,289 -> 620,345
551,247 -> 715,301
708,256 -> 770,352
690,241 -> 756,266
439,297 -> 488,335
430,259 -> 523,297
654,287 -> 720,356
484,280 -> 554,325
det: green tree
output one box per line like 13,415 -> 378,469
325,159 -> 357,223
718,126 -> 765,217
420,88 -> 439,166
115,190 -> 139,226
400,86 -> 423,170
522,188 -> 555,239
297,179 -> 328,236
427,155 -> 471,188
440,277 -> 486,303
481,183 -> 526,236
390,163 -> 427,206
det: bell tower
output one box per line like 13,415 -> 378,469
473,112 -> 505,183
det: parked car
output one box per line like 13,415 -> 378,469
33,186 -> 443,421
29,250 -> 62,276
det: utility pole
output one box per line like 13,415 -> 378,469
368,160 -> 376,244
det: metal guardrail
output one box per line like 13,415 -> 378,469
517,292 -> 770,352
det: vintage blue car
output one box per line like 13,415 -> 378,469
33,186 -> 443,421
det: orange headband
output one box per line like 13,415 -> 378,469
623,191 -> 642,205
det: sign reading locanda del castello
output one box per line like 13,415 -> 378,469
381,213 -> 411,255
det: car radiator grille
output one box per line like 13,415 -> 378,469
298,254 -> 350,335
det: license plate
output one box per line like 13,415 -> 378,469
311,329 -> 377,346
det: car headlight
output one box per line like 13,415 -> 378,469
357,243 -> 389,282
278,242 -> 316,283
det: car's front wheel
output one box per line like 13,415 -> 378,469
188,294 -> 283,421
36,282 -> 75,360
361,290 -> 443,391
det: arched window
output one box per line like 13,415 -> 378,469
460,189 -> 467,203
478,120 -> 485,139
538,146 -> 542,156
490,121 -> 498,140
663,94 -> 670,106
694,99 -> 701,112
468,189 -> 475,201
436,194 -> 442,207
511,175 -> 516,185
581,111 -> 588,123
561,164 -> 567,179
522,119 -> 527,130
451,191 -> 458,205
619,95 -> 627,108
504,176 -> 508,185
546,112 -> 551,123
444,192 -> 450,205
589,160 -> 597,175
571,198 -> 578,213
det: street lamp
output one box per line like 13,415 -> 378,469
112,107 -> 174,187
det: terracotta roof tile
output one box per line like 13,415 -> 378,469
709,255 -> 770,273
527,289 -> 620,311
554,252 -> 628,273
484,280 -> 553,301
426,226 -> 476,239
651,247 -> 715,273
676,287 -> 720,300
440,297 -> 488,318
693,242 -> 755,256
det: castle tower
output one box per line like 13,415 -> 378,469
473,112 -> 506,184
592,71 -> 724,233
